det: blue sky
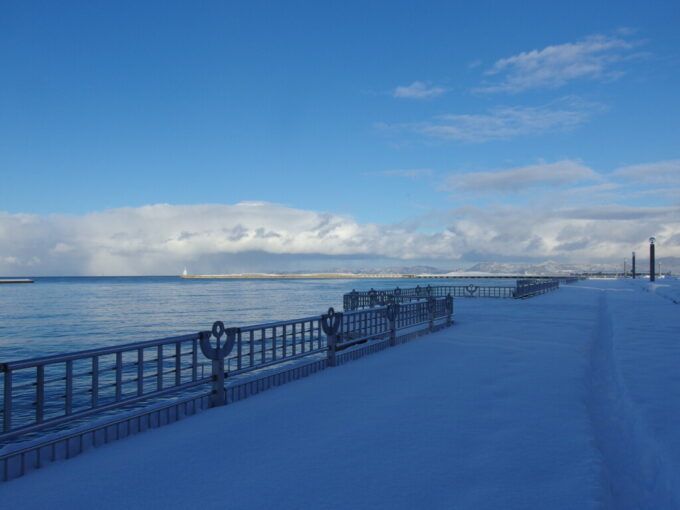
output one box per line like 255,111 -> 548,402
1,1 -> 679,275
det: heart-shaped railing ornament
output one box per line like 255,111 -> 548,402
199,321 -> 237,360
465,284 -> 478,295
321,307 -> 342,336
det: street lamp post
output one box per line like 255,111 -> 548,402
632,251 -> 636,279
649,237 -> 656,282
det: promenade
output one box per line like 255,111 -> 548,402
3,279 -> 679,509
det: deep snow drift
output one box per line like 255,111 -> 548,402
2,279 -> 679,509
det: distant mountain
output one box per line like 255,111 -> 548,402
273,258 -> 678,277
283,265 -> 452,275
463,261 -> 610,275
465,258 -> 679,275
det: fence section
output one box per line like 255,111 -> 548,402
323,296 -> 453,366
343,284 -> 513,310
0,334 -> 210,442
1,295 -> 454,452
342,279 -> 565,310
514,279 -> 559,298
226,317 -> 325,376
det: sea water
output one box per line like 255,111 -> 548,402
0,276 -> 516,363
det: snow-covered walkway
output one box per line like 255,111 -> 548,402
2,279 -> 679,509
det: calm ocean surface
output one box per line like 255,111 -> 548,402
0,276 -> 515,362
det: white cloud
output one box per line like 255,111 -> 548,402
613,159 -> 680,185
387,98 -> 598,143
443,161 -> 601,192
393,81 -> 447,99
440,204 -> 680,261
1,200 -> 678,276
477,34 -> 635,93
0,203 -> 463,275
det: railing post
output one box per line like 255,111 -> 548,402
428,297 -> 435,332
321,308 -> 342,367
349,290 -> 359,311
2,366 -> 11,433
368,289 -> 377,308
386,303 -> 398,346
199,321 -> 237,407
446,294 -> 453,327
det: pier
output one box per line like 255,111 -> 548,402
0,280 -> 572,481
3,279 -> 678,508
0,279 -> 33,284
1,286 -> 456,480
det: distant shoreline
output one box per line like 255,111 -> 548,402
180,273 -> 543,280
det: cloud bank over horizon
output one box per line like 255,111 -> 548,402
1,200 -> 678,276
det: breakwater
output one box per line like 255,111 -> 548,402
181,273 -> 572,280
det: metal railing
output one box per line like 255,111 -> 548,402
559,277 -> 580,284
1,296 -> 454,444
342,280 -> 563,311
226,317 -> 325,376
323,296 -> 453,366
0,334 -> 210,442
343,284 -> 511,310
514,279 -> 559,298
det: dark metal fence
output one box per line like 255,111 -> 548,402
343,285 -> 513,310
343,280 -> 560,310
559,277 -> 580,284
514,279 -> 559,298
226,317 -> 325,376
323,297 -> 453,366
0,296 -> 453,445
0,334 -> 210,442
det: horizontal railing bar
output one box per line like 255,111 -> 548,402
44,360 -> 188,385
238,316 -> 321,332
7,353 -> 197,385
337,332 -> 388,350
35,365 -> 202,401
0,378 -> 212,442
1,333 -> 201,371
6,381 -> 40,391
0,391 -> 213,461
225,346 -> 323,362
226,347 -> 327,377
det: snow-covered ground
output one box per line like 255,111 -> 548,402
641,278 -> 680,304
2,279 -> 680,509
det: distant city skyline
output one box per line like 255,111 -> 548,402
1,1 -> 679,275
